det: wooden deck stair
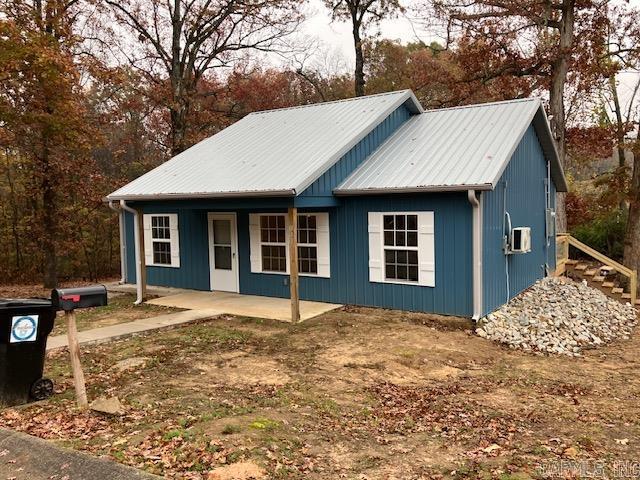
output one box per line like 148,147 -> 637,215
564,262 -> 640,306
556,234 -> 639,308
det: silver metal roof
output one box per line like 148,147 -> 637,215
335,97 -> 568,195
107,90 -> 423,201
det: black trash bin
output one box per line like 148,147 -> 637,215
0,298 -> 57,407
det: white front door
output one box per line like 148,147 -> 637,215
208,213 -> 239,292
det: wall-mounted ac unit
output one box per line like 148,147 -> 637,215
510,227 -> 531,253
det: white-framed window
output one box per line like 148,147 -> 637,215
260,214 -> 287,273
143,213 -> 180,268
368,211 -> 434,287
249,212 -> 330,278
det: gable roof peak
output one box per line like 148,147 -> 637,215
247,89 -> 423,117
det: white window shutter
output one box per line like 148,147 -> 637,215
169,213 -> 180,268
249,214 -> 262,273
368,212 -> 383,283
142,214 -> 153,266
315,212 -> 330,278
418,212 -> 435,287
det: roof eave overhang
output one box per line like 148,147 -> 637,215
105,189 -> 297,202
333,183 -> 493,196
486,101 -> 568,193
532,106 -> 569,192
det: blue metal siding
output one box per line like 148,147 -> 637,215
239,194 -> 473,317
124,208 -> 210,290
123,198 -> 294,288
123,193 -> 473,316
299,104 -> 412,198
482,125 -> 556,315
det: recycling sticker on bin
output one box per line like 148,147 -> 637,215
10,315 -> 39,343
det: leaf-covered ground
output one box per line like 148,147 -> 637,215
1,306 -> 639,479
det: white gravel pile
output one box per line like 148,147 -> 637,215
476,277 -> 638,356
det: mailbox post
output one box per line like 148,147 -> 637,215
52,286 -> 108,410
65,308 -> 87,409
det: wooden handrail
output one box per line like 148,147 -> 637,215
556,233 -> 637,304
558,233 -> 633,276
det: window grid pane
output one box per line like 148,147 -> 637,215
383,213 -> 419,282
261,245 -> 286,272
153,241 -> 171,265
297,214 -> 317,246
151,216 -> 171,240
298,246 -> 318,274
260,215 -> 286,246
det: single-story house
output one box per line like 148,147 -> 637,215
107,89 -> 567,319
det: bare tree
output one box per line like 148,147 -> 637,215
102,0 -> 303,155
324,0 -> 402,97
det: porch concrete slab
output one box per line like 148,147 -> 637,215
46,309 -> 220,351
145,291 -> 341,322
105,282 -> 194,298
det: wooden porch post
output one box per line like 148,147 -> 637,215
288,207 -> 300,322
137,208 -> 147,301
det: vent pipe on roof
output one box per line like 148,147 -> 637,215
120,200 -> 143,305
468,190 -> 483,320
108,201 -> 127,284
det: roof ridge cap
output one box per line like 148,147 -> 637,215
423,97 -> 541,114
248,90 -> 412,116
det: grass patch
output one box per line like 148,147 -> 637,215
248,418 -> 281,431
222,424 -> 241,435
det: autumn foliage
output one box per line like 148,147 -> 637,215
0,0 -> 639,286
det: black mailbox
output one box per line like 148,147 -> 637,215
51,285 -> 108,312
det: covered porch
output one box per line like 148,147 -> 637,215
109,195 -> 338,322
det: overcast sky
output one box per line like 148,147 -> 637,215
300,0 -> 431,66
294,0 -> 639,119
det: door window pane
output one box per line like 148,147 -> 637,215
214,246 -> 232,270
213,219 -> 231,245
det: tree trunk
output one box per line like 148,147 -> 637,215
352,18 -> 365,97
610,75 -> 629,213
548,0 -> 575,233
623,131 -> 640,297
170,104 -> 189,156
4,153 -> 23,270
42,168 -> 58,289
169,0 -> 187,156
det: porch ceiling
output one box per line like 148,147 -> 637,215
145,291 -> 341,322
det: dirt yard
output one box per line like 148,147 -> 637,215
2,306 -> 639,479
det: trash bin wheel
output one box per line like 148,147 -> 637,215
30,378 -> 54,401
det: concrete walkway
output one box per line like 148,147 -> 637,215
0,428 -> 159,479
46,309 -> 220,351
